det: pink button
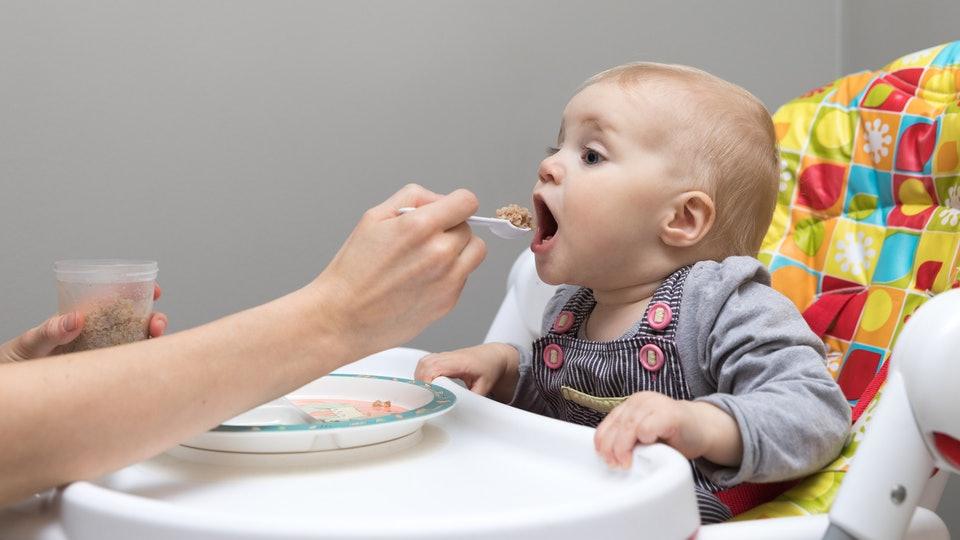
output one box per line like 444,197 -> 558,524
543,344 -> 564,369
552,310 -> 575,334
638,344 -> 665,372
646,302 -> 673,331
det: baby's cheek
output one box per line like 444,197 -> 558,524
568,190 -> 608,217
574,223 -> 622,255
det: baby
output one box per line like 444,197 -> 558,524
415,63 -> 850,523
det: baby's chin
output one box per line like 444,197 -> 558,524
533,257 -> 568,286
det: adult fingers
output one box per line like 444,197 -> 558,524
427,221 -> 475,270
369,184 -> 444,222
400,189 -> 479,233
444,234 -> 486,295
153,283 -> 162,301
148,313 -> 168,338
9,312 -> 85,361
427,189 -> 479,231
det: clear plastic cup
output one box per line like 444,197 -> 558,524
54,260 -> 159,353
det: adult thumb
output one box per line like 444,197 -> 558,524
4,312 -> 84,362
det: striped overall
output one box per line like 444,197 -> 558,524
530,266 -> 733,523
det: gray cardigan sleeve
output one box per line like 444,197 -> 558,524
507,285 -> 579,417
677,257 -> 851,486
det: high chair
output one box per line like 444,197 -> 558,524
20,41 -> 960,540
485,41 -> 960,538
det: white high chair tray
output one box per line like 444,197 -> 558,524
59,348 -> 700,540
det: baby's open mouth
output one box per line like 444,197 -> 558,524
533,196 -> 559,248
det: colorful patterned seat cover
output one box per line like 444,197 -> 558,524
737,41 -> 960,519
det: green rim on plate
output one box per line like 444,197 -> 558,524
212,374 -> 456,432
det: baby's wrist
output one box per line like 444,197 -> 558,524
492,342 -> 520,363
488,343 -> 520,402
675,401 -> 711,458
686,400 -> 742,467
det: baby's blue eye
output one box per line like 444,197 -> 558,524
582,148 -> 604,165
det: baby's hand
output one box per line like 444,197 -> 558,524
415,343 -> 519,402
594,392 -> 711,469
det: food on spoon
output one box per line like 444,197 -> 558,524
496,204 -> 534,229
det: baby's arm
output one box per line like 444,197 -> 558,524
686,267 -> 851,485
690,402 -> 742,467
594,392 -> 743,469
415,343 -> 520,402
597,259 -> 850,480
417,286 -> 578,414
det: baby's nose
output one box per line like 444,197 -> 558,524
538,157 -> 562,185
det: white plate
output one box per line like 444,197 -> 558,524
178,374 -> 456,454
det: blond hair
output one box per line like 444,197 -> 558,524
583,63 -> 779,258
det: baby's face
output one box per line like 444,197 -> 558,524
531,81 -> 684,289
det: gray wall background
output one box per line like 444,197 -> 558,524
1,0 -> 958,529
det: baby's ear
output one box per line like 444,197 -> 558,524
659,191 -> 715,248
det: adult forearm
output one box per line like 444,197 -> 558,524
0,283 -> 349,505
0,185 -> 486,506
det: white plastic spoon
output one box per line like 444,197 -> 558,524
397,207 -> 531,239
